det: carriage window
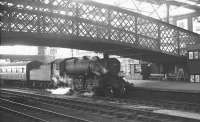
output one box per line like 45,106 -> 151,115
188,51 -> 193,60
7,68 -> 11,72
196,75 -> 200,82
16,67 -> 18,73
12,68 -> 16,73
194,51 -> 198,59
19,68 -> 22,73
190,75 -> 195,82
2,67 -> 5,72
4,67 -> 7,72
16,68 -> 21,73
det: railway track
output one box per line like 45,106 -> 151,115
14,87 -> 200,114
131,88 -> 200,103
0,97 -> 91,122
95,96 -> 200,114
7,87 -> 200,113
1,89 -> 199,122
134,98 -> 200,113
129,88 -> 200,113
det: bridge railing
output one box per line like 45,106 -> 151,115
1,0 -> 199,56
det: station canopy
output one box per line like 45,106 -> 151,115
92,0 -> 200,20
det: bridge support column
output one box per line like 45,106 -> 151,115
37,46 -> 56,62
38,46 -> 47,56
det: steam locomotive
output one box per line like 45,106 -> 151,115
0,56 -> 131,97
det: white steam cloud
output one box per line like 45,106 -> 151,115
46,87 -> 71,95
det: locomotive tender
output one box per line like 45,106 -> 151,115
0,56 -> 129,96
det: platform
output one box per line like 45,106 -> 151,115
128,80 -> 200,93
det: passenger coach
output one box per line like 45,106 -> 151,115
0,61 -> 46,86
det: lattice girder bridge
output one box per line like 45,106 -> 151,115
0,0 -> 200,63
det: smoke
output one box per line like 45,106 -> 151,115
46,87 -> 71,95
51,74 -> 73,87
48,75 -> 73,95
82,91 -> 94,97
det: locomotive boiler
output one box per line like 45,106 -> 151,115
64,57 -> 107,76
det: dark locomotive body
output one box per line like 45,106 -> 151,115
0,56 -> 129,96
52,57 -> 127,96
